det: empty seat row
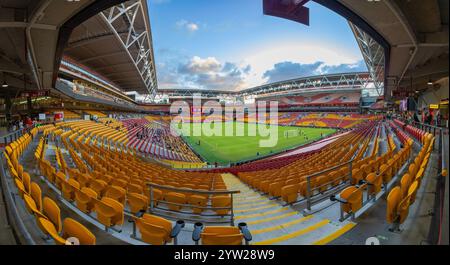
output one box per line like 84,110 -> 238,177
335,142 -> 411,219
4,131 -> 96,245
238,123 -> 379,205
386,130 -> 435,230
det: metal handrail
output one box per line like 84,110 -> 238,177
427,123 -> 448,245
304,159 -> 354,212
147,183 -> 240,225
147,183 -> 240,195
1,125 -> 36,147
151,200 -> 234,211
410,121 -> 448,138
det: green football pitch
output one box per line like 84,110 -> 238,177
173,122 -> 336,165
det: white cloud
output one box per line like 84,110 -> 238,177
179,56 -> 221,73
176,20 -> 200,32
235,41 -> 363,88
186,23 -> 199,32
174,56 -> 251,91
156,41 -> 366,91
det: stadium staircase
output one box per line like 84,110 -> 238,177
221,173 -> 356,245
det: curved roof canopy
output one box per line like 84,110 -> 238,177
63,0 -> 158,95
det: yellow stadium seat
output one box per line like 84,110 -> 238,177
43,197 -> 62,233
37,217 -> 66,245
105,186 -> 126,204
146,188 -> 163,207
62,178 -> 80,202
135,214 -> 173,245
366,173 -> 382,196
23,194 -> 45,219
15,178 -> 27,199
281,184 -> 299,204
62,218 -> 96,245
95,197 -> 124,228
408,163 -> 417,179
30,182 -> 42,211
128,183 -> 144,194
75,187 -> 98,213
407,181 -> 419,205
211,195 -> 231,216
397,195 -> 411,225
90,179 -> 108,197
22,172 -> 31,194
415,167 -> 425,186
165,192 -> 186,212
268,181 -> 283,197
100,174 -> 113,185
298,180 -> 313,197
54,172 -> 66,190
112,179 -> 128,189
386,186 -> 401,224
400,173 -> 413,198
38,218 -> 96,245
379,164 -> 392,183
127,193 -> 149,214
200,226 -> 245,245
318,174 -> 332,192
338,185 -> 364,217
67,168 -> 80,181
188,195 -> 208,214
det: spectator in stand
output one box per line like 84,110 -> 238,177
424,112 -> 432,124
407,112 -> 414,124
25,117 -> 33,127
434,109 -> 441,127
11,121 -> 17,132
413,112 -> 420,123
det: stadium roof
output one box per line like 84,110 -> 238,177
239,72 -> 370,96
321,0 -> 448,98
1,0 -> 447,103
263,0 -> 448,100
152,72 -> 371,99
62,0 -> 157,95
0,0 -> 157,97
0,0 -> 97,93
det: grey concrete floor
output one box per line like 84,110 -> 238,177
0,186 -> 17,244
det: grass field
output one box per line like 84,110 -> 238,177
174,122 -> 336,165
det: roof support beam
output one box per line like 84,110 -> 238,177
66,31 -> 128,49
78,51 -> 125,64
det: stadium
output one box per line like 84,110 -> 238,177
0,0 -> 448,252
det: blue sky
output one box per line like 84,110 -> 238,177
147,0 -> 367,91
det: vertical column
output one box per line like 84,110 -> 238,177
27,96 -> 33,116
5,94 -> 12,123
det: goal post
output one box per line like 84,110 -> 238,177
284,129 -> 300,138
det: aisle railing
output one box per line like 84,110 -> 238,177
147,183 -> 240,225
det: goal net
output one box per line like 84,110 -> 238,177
284,129 -> 300,138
